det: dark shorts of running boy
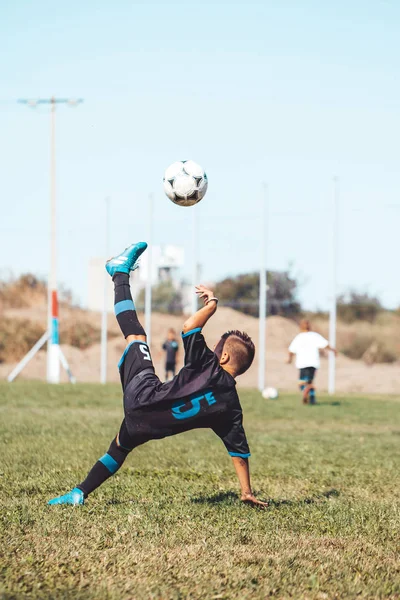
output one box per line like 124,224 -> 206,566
299,366 -> 316,385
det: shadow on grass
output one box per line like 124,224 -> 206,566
268,488 -> 339,507
191,491 -> 239,505
191,488 -> 340,507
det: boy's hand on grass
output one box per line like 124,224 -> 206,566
241,493 -> 269,510
195,285 -> 215,305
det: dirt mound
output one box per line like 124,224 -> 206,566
0,304 -> 399,394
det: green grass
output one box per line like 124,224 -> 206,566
0,382 -> 399,599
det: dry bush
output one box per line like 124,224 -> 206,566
0,318 -> 118,363
0,275 -> 46,310
312,312 -> 400,364
59,321 -> 117,350
341,333 -> 374,360
361,342 -> 397,365
0,317 -> 45,363
0,274 -> 75,312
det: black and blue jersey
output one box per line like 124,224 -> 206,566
162,339 -> 179,367
118,328 -> 250,458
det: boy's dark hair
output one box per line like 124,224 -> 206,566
223,330 -> 255,376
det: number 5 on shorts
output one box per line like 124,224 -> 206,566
140,344 -> 151,361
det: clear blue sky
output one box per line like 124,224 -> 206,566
1,0 -> 399,310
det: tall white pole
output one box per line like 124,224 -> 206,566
258,183 -> 268,392
47,97 -> 60,384
191,205 -> 199,314
100,197 -> 110,384
17,97 -> 82,384
328,177 -> 339,395
145,194 -> 154,347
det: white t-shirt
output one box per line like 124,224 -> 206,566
288,332 -> 329,369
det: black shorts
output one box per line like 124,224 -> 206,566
117,342 -> 159,450
299,367 -> 316,384
165,361 -> 176,373
119,341 -> 158,393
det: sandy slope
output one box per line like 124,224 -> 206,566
1,305 -> 399,394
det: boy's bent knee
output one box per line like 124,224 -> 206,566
106,438 -> 131,470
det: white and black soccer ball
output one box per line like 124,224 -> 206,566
262,387 -> 279,400
163,160 -> 208,207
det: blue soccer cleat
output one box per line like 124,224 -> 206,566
48,487 -> 84,506
106,242 -> 148,278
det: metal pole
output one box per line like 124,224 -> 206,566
47,97 -> 60,384
258,183 -> 268,392
7,331 -> 50,382
328,177 -> 339,395
100,197 -> 110,384
59,347 -> 76,384
191,205 -> 199,314
145,194 -> 154,347
16,97 -> 82,383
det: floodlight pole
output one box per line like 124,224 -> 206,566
145,194 -> 154,347
11,96 -> 83,384
191,205 -> 199,315
328,177 -> 339,395
258,183 -> 268,392
47,98 -> 60,383
100,197 -> 110,384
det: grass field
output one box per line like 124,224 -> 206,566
0,382 -> 399,599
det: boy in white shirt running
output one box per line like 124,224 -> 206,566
287,319 -> 337,404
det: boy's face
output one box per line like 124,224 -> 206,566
168,331 -> 176,341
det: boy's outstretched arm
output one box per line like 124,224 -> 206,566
182,285 -> 218,333
326,344 -> 338,355
231,456 -> 268,509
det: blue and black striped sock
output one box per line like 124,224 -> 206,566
77,438 -> 130,497
113,272 -> 145,338
309,388 -> 316,404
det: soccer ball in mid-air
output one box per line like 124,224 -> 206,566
163,160 -> 208,207
262,387 -> 279,400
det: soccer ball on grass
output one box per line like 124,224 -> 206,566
163,160 -> 208,207
262,387 -> 279,400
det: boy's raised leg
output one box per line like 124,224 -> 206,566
107,242 -> 148,341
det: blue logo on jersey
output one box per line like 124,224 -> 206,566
171,391 -> 216,420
